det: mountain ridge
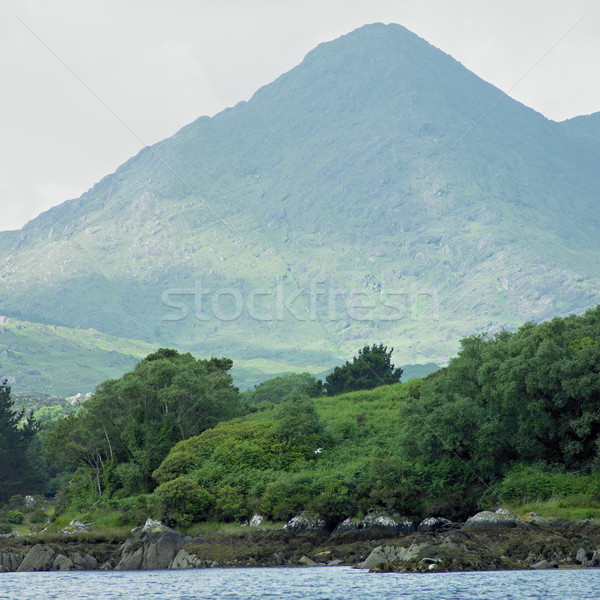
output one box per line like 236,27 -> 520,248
1,23 -> 600,392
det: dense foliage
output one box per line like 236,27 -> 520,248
324,344 -> 402,395
0,380 -> 44,503
243,372 -> 323,403
149,308 -> 600,526
44,349 -> 241,503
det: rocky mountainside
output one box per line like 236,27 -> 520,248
1,23 -> 600,392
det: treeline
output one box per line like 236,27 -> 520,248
3,307 -> 600,529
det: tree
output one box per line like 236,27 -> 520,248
244,372 -> 322,404
324,344 -> 402,396
45,349 -> 242,499
273,390 -> 324,451
0,380 -> 36,503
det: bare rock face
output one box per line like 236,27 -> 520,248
463,510 -> 517,528
358,544 -> 423,569
360,514 -> 416,535
116,530 -> 190,570
418,517 -> 453,533
52,554 -> 74,571
0,552 -> 24,572
284,513 -> 327,534
169,549 -> 202,569
17,544 -> 56,572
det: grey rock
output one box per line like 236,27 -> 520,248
249,514 -> 264,527
358,543 -> 422,569
169,549 -> 201,569
361,514 -> 416,535
52,554 -> 74,571
284,513 -> 326,534
61,519 -> 93,534
142,518 -> 170,533
298,555 -> 318,566
418,517 -> 453,533
69,552 -> 98,570
464,510 -> 517,528
17,544 -> 57,572
0,552 -> 24,572
333,518 -> 359,533
117,530 -> 189,570
116,546 -> 144,571
575,548 -> 589,565
24,495 -> 37,507
532,559 -> 558,570
328,559 -> 343,566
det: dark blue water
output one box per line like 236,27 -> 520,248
1,567 -> 600,600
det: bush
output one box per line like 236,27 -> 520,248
0,523 -> 11,534
155,476 -> 215,527
6,510 -> 24,524
115,494 -> 163,525
29,509 -> 48,524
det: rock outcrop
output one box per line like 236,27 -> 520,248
17,544 -> 57,571
116,530 -> 191,570
0,552 -> 24,572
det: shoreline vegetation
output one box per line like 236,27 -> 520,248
4,307 -> 600,573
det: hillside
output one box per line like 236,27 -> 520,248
1,23 -> 600,392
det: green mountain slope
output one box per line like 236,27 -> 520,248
0,317 -> 157,395
1,23 -> 600,391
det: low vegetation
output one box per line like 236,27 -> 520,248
3,307 -> 600,533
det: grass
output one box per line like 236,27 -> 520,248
184,520 -> 284,537
510,499 -> 600,523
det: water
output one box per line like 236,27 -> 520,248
1,567 -> 599,600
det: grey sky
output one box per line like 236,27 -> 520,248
1,0 -> 598,231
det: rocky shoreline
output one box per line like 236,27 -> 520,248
2,511 -> 600,574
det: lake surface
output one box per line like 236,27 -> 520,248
2,567 -> 600,600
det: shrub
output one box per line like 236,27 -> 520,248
6,510 -> 24,524
115,494 -> 163,525
155,476 -> 215,527
29,509 -> 48,524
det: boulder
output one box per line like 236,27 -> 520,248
358,544 -> 422,569
298,555 -> 318,566
360,514 -> 415,535
52,554 -> 74,571
284,513 -> 326,534
69,552 -> 98,570
418,517 -> 453,533
116,530 -> 190,570
0,552 -> 24,572
24,495 -> 37,507
463,510 -> 517,528
169,549 -> 201,569
17,544 -> 56,572
531,559 -> 558,570
61,520 -> 93,534
333,518 -> 359,534
575,548 -> 589,565
248,514 -> 264,527
142,518 -> 170,533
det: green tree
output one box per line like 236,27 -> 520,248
244,372 -> 322,404
325,344 -> 402,395
45,349 -> 242,499
273,391 -> 324,450
0,379 -> 26,503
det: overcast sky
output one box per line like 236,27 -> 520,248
1,0 -> 598,232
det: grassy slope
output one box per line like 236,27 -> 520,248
0,316 -> 336,396
1,25 -> 600,388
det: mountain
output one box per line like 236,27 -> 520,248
1,23 -> 600,394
